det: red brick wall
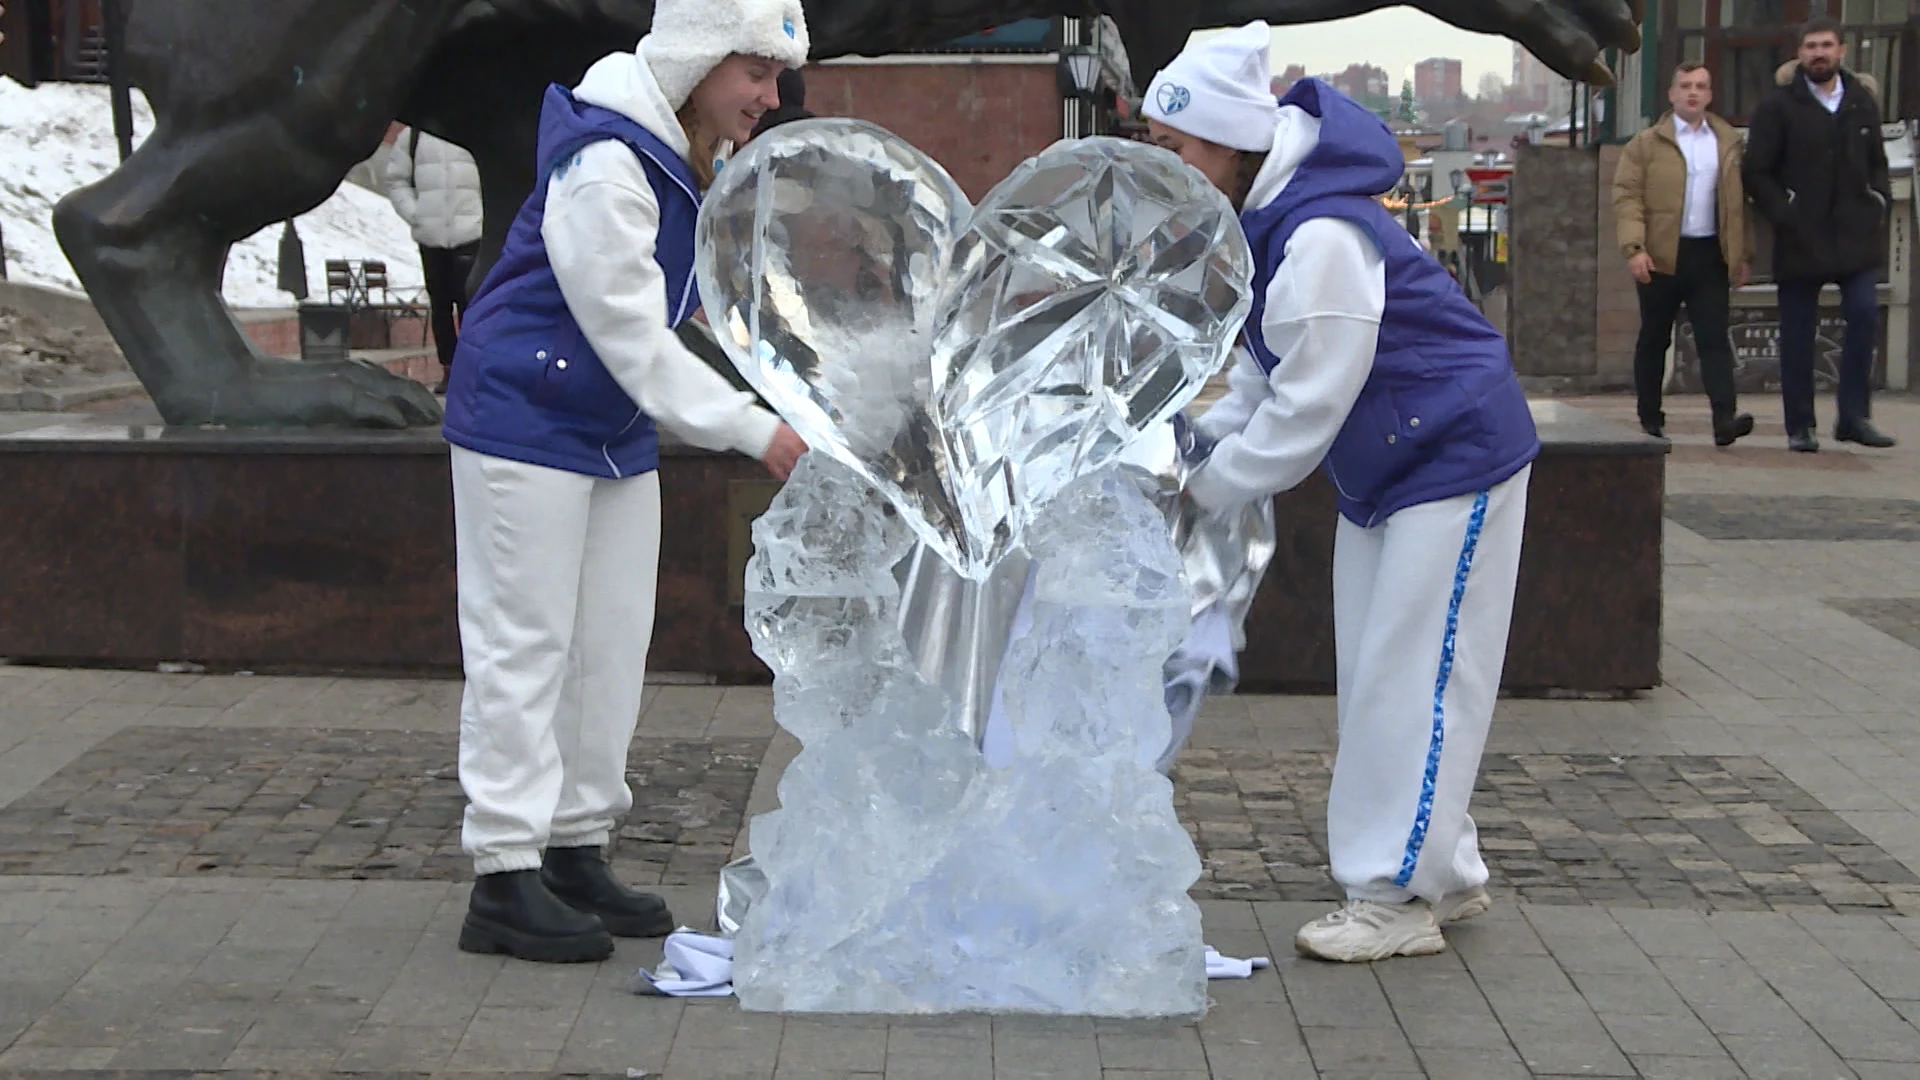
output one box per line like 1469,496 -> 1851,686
234,308 -> 437,384
235,312 -> 302,359
803,62 -> 1062,201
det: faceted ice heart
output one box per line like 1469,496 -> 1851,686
697,119 -> 1252,577
698,121 -> 969,565
930,139 -> 1256,572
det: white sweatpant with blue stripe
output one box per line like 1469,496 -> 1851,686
1329,464 -> 1530,905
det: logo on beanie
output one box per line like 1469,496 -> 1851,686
783,17 -> 796,38
1156,83 -> 1191,115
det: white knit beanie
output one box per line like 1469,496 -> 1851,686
1142,22 -> 1280,152
641,0 -> 811,111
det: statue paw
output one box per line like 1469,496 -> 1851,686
164,359 -> 444,429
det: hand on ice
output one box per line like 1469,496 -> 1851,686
1171,412 -> 1216,468
761,423 -> 808,480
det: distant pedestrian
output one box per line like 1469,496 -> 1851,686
1611,61 -> 1754,445
385,126 -> 483,394
1743,16 -> 1897,452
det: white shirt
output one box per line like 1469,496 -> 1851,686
1674,115 -> 1719,239
1809,74 -> 1844,113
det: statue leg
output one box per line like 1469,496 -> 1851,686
52,61 -> 443,427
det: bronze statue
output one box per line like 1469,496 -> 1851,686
54,0 -> 1636,428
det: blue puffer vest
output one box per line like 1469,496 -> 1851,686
442,84 -> 701,478
1244,79 -> 1539,527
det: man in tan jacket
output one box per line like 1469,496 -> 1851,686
1612,61 -> 1755,445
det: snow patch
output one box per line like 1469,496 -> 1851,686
0,76 -> 423,310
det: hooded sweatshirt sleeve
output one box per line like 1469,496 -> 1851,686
1192,344 -> 1270,443
1185,216 -> 1386,514
541,139 -> 781,459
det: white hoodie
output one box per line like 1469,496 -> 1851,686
1185,106 -> 1389,516
540,46 -> 779,460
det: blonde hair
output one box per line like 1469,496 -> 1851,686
677,103 -> 718,189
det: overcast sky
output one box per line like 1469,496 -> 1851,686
1190,9 -> 1520,89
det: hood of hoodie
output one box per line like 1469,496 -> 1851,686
565,44 -> 694,161
1245,78 -> 1405,219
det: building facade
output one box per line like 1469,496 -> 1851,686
1511,45 -> 1563,112
1643,0 -> 1917,127
1415,57 -> 1463,105
0,0 -> 104,85
811,16 -> 1131,199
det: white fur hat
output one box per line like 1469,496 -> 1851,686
641,0 -> 811,111
1142,22 -> 1280,152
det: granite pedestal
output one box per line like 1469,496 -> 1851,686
0,424 -> 461,671
1236,400 -> 1668,694
0,400 -> 1665,694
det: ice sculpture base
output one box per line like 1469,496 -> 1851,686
733,455 -> 1206,1018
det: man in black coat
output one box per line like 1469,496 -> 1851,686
1743,16 -> 1897,452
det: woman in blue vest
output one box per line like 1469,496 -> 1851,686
1144,24 -> 1540,964
439,0 -> 810,963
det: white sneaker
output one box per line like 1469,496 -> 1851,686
1294,899 -> 1446,963
1431,885 -> 1492,925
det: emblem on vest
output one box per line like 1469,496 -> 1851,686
1156,83 -> 1192,115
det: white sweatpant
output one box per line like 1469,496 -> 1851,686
1329,465 -> 1529,905
450,445 -> 662,875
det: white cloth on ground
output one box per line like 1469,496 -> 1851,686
633,930 -> 736,996
1205,946 -> 1273,979
634,931 -> 1268,997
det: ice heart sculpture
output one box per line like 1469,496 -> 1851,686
696,119 -> 1252,578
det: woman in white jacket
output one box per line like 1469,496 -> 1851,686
384,128 -> 484,389
440,0 -> 809,963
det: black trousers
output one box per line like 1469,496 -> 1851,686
1777,268 -> 1877,435
1633,237 -> 1738,427
421,241 -> 480,369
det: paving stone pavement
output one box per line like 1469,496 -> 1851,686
1829,598 -> 1920,652
0,729 -> 763,884
1663,494 -> 1920,542
7,393 -> 1920,1077
1177,750 -> 1920,912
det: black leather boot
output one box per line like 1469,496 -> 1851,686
1712,412 -> 1754,447
1789,429 -> 1821,453
458,869 -> 614,963
542,846 -> 675,938
1836,420 -> 1897,448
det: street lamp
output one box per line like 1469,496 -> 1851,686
1058,43 -> 1100,101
